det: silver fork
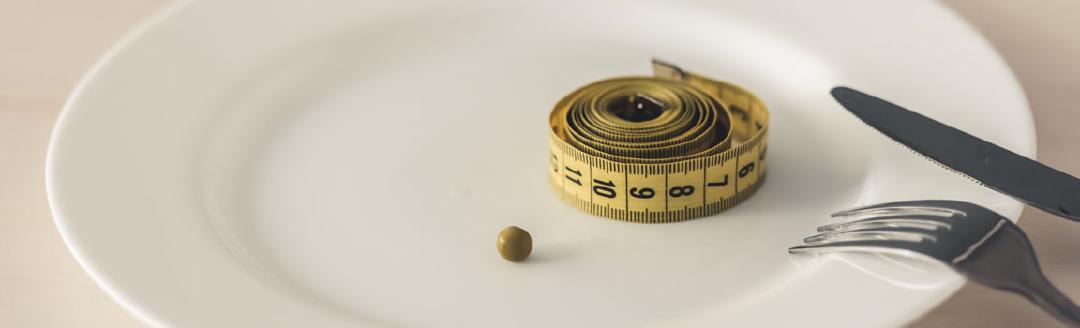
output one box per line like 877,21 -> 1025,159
789,200 -> 1080,327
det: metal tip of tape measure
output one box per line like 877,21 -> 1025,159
651,58 -> 687,81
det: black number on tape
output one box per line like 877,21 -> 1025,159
565,166 -> 583,186
707,175 -> 729,187
629,187 -> 655,199
592,179 -> 616,199
738,162 -> 755,178
551,153 -> 559,173
668,186 -> 695,198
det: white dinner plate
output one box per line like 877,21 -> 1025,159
48,0 -> 1034,326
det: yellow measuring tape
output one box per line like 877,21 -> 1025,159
548,60 -> 769,223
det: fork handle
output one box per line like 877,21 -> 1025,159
1020,271 -> 1080,327
966,223 -> 1080,327
963,221 -> 1080,325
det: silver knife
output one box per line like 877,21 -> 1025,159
831,86 -> 1080,221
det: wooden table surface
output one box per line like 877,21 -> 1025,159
1,0 -> 1077,326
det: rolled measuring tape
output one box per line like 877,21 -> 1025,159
548,60 -> 770,223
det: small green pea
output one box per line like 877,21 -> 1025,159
497,226 -> 532,262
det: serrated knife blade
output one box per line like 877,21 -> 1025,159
831,86 -> 1080,221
